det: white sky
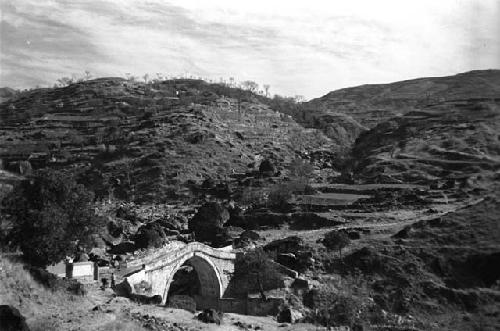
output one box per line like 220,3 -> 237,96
1,0 -> 499,99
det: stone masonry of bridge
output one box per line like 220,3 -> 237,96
124,241 -> 237,305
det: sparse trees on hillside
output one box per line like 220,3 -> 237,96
3,169 -> 104,267
125,73 -> 136,82
241,80 -> 259,93
56,77 -> 73,87
294,95 -> 305,103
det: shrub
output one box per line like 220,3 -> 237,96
240,187 -> 266,208
267,183 -> 293,211
312,294 -> 359,327
323,231 -> 351,259
234,248 -> 284,298
259,159 -> 276,175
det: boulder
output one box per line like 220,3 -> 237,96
264,236 -> 304,255
108,241 -> 136,255
291,277 -> 309,290
276,307 -> 303,323
133,222 -> 167,249
188,202 -> 230,243
197,309 -> 223,325
0,305 -> 30,331
114,279 -> 133,297
107,219 -> 124,238
240,230 -> 260,241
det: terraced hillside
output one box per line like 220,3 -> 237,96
301,70 -> 500,146
0,78 -> 330,202
350,98 -> 500,188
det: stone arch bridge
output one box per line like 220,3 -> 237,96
123,241 -> 237,305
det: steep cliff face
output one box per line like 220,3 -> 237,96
0,78 -> 330,202
302,70 -> 500,148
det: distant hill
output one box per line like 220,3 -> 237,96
301,70 -> 500,148
350,97 -> 500,187
0,87 -> 18,103
0,78 -> 330,202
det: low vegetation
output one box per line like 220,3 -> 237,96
2,169 -> 105,267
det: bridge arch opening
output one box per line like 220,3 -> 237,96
165,255 -> 221,305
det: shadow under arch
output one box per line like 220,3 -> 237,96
161,253 -> 222,305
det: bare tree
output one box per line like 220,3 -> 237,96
57,77 -> 73,87
294,95 -> 305,103
84,70 -> 92,80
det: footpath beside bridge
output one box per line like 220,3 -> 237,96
123,241 -> 237,305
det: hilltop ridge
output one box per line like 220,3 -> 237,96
298,70 -> 500,147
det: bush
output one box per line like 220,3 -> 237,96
239,187 -> 267,208
267,183 -> 293,211
3,169 -> 105,267
312,294 -> 359,327
259,159 -> 276,175
323,231 -> 351,258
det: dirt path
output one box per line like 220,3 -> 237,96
258,197 -> 485,248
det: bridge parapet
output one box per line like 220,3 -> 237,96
123,241 -> 237,305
